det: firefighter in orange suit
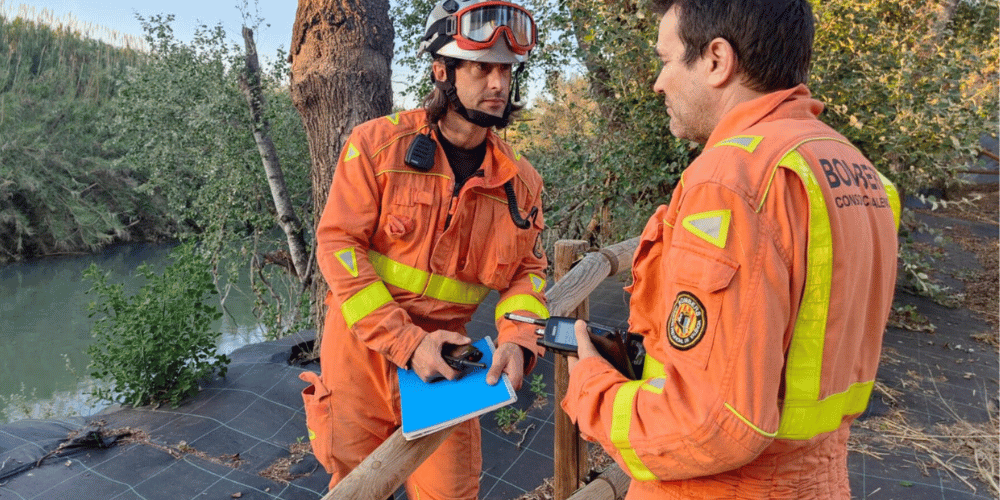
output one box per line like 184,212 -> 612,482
562,1 -> 900,498
298,1 -> 548,498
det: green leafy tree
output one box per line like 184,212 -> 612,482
85,243 -> 229,408
107,15 -> 312,337
810,0 -> 998,299
401,0 -> 996,251
109,15 -> 309,239
391,0 -> 694,245
810,0 -> 998,197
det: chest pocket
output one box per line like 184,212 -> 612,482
661,244 -> 739,370
381,181 -> 437,246
463,194 -> 540,290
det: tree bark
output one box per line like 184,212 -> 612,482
289,0 -> 394,346
240,27 -> 312,289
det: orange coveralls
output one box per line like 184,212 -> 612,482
300,109 -> 548,499
562,85 -> 900,499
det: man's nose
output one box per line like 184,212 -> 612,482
486,67 -> 506,90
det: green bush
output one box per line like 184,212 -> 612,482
811,0 -> 998,196
84,243 -> 229,408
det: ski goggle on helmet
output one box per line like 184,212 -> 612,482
420,0 -> 537,64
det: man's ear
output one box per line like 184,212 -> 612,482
431,59 -> 447,83
704,37 -> 738,88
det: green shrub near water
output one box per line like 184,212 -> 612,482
84,243 -> 230,408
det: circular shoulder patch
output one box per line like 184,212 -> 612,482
667,291 -> 707,350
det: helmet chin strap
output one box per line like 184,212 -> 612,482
434,62 -> 524,129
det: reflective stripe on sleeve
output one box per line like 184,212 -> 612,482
368,250 -> 426,295
611,380 -> 658,481
495,294 -> 550,321
341,281 -> 393,328
642,353 -> 665,379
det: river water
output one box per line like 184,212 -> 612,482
0,242 -> 268,423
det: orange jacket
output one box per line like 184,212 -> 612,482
316,109 -> 548,368
303,109 -> 549,494
562,86 -> 899,499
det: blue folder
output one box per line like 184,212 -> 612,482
397,336 -> 517,440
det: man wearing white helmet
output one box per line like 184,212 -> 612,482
300,1 -> 548,499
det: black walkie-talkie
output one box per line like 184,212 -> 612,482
405,133 -> 437,172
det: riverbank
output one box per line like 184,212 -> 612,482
0,241 -> 269,424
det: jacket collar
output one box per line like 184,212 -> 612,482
434,127 -> 518,188
482,131 -> 519,188
706,84 -> 824,147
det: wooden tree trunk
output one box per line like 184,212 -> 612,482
289,0 -> 394,346
240,27 -> 311,289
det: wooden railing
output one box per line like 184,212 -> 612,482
323,236 -> 640,500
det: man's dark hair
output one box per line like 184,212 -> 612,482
650,0 -> 814,92
422,56 -> 522,129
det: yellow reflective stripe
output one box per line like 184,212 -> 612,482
611,381 -> 658,481
724,403 -> 778,438
776,381 -> 874,439
495,294 -> 550,321
368,250 -> 426,295
877,172 -> 901,230
427,273 -> 490,305
368,251 -> 489,305
642,354 -> 665,379
341,281 -> 392,328
776,150 -> 839,440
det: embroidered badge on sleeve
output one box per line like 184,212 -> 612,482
668,291 -> 707,350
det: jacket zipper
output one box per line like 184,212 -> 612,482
443,170 -> 485,231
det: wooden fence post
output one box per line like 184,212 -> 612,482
553,239 -> 591,500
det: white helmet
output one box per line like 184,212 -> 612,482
418,0 -> 537,64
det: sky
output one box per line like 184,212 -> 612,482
3,1 -> 295,56
2,0 -> 422,106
